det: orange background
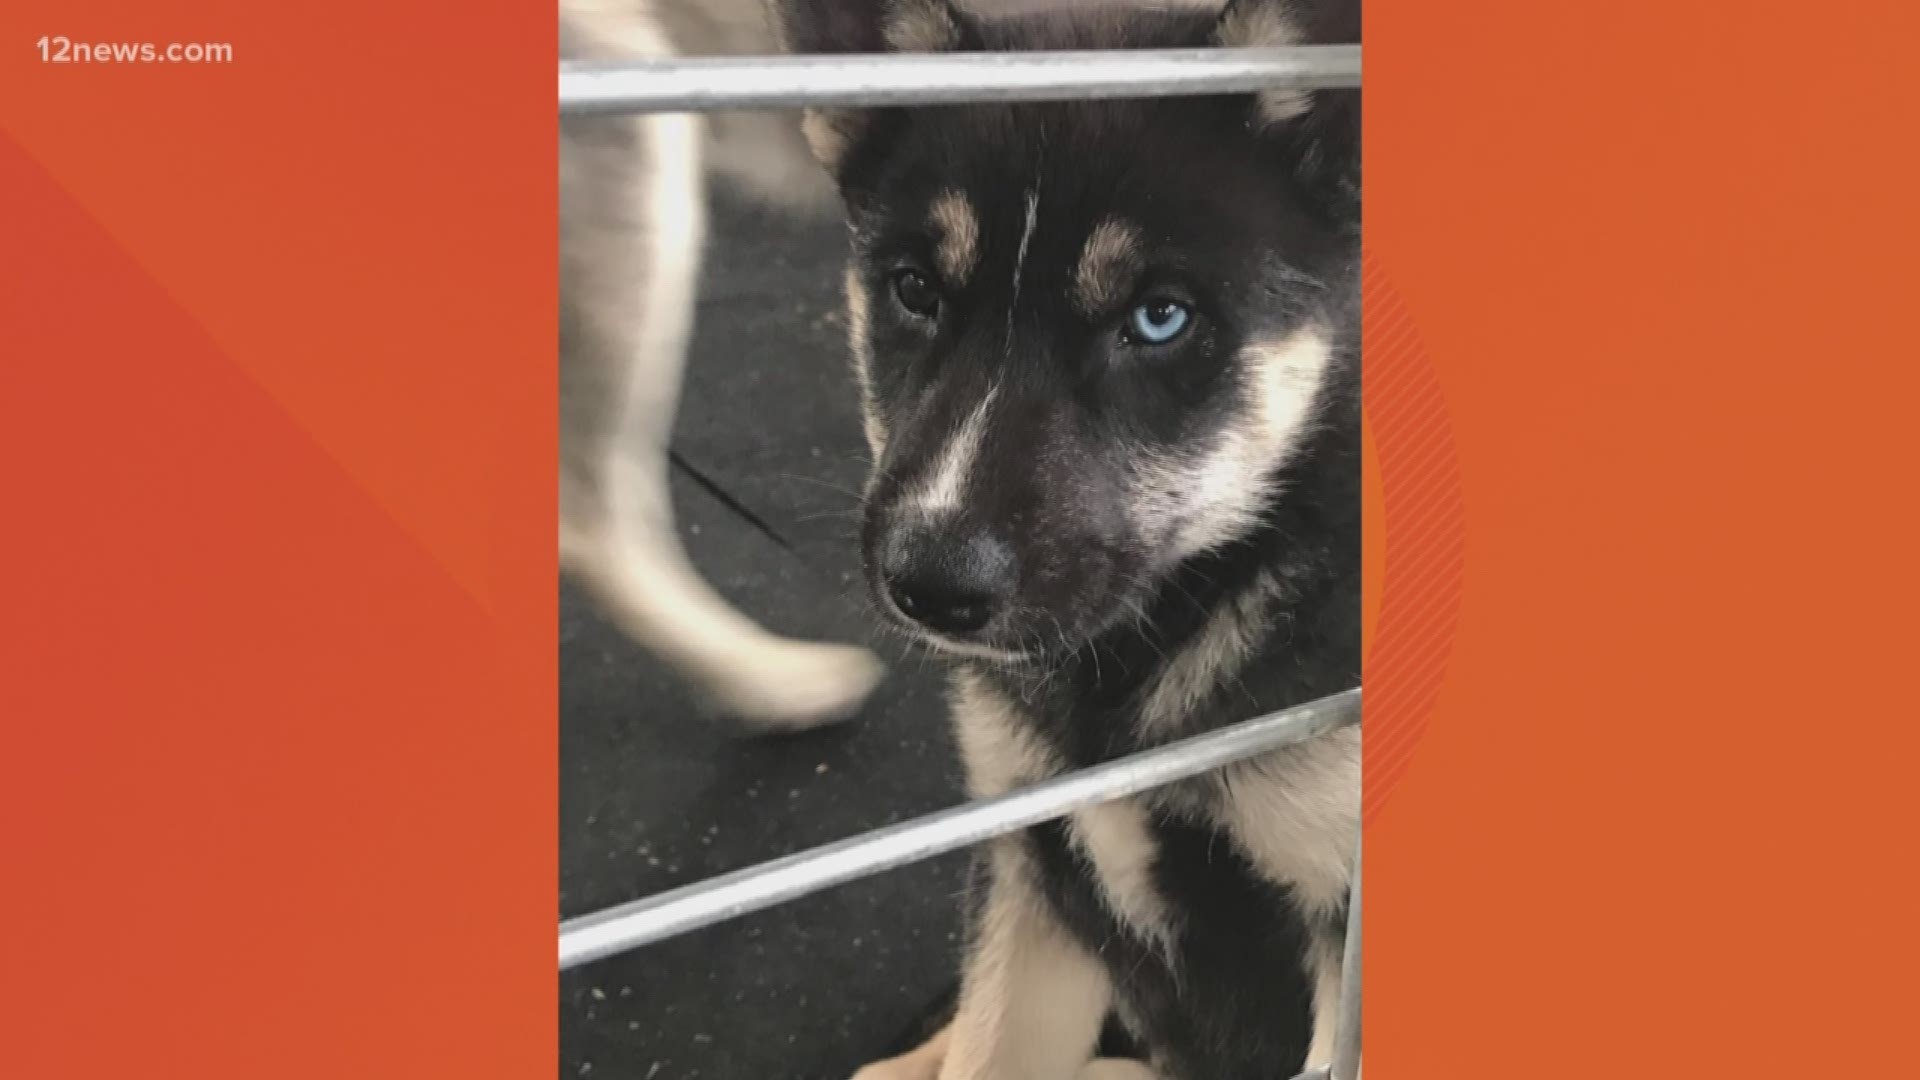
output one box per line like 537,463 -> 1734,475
0,2 -> 554,1077
1369,0 -> 1920,1075
4,1 -> 1919,1077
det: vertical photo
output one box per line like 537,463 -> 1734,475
557,2 -> 1361,1076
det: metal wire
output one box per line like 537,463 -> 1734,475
1332,835 -> 1363,1080
559,687 -> 1359,969
560,44 -> 1359,115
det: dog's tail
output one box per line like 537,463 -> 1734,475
563,0 -> 837,214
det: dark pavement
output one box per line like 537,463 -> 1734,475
559,189 -> 968,1080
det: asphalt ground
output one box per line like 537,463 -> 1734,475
559,189 -> 969,1080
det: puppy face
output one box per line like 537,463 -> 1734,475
773,0 -> 1360,660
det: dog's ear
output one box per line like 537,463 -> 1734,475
1215,0 -> 1360,225
766,0 -> 962,55
764,0 -> 966,176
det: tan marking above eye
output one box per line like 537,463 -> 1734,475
929,190 -> 981,284
1072,217 -> 1146,317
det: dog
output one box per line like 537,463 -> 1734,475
559,0 -> 886,729
762,0 -> 1363,1075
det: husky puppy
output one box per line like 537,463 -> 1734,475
559,0 -> 885,728
765,0 -> 1362,1075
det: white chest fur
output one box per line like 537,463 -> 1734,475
950,671 -> 1361,949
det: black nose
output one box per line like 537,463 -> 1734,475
882,529 -> 1016,637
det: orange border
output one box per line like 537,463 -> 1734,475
1362,258 -> 1464,824
0,3 -> 554,1077
1369,0 -> 1920,1075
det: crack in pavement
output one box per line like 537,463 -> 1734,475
667,448 -> 797,556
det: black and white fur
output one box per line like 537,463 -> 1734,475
559,0 -> 885,728
766,0 -> 1362,1076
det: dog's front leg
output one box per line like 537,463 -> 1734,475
937,839 -> 1112,1080
1303,934 -> 1348,1075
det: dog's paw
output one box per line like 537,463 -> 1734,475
846,1035 -> 945,1080
850,1017 -> 950,1080
701,640 -> 885,731
1077,1060 -> 1160,1080
848,1059 -> 933,1080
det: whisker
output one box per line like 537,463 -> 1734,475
771,472 -> 865,500
792,508 -> 864,525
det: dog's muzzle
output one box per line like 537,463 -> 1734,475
878,521 -> 1017,639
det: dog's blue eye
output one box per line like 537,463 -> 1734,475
1128,300 -> 1191,345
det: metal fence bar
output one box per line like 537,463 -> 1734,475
1332,835 -> 1363,1080
559,687 -> 1359,969
560,44 -> 1359,115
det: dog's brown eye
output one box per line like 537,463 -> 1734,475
891,269 -> 941,319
